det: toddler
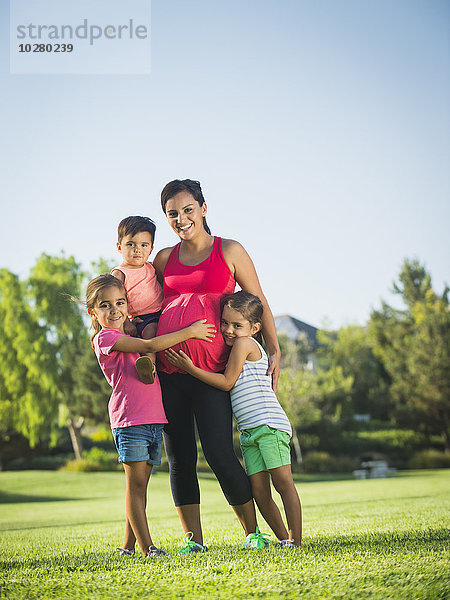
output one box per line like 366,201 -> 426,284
111,216 -> 164,384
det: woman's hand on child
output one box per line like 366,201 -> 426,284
165,349 -> 194,372
267,352 -> 281,392
188,319 -> 216,341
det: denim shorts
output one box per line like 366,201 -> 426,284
112,423 -> 164,464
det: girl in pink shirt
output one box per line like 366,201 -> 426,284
86,273 -> 215,558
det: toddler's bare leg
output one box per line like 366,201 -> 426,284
142,321 -> 158,364
135,321 -> 158,384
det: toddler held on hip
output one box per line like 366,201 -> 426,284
166,290 -> 302,547
111,216 -> 164,384
86,273 -> 215,557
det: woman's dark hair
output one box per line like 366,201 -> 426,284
222,290 -> 264,344
161,179 -> 211,234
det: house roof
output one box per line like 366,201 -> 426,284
274,315 -> 319,349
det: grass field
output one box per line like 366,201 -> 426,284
0,469 -> 449,599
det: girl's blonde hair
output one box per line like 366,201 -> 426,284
221,290 -> 263,344
86,273 -> 127,345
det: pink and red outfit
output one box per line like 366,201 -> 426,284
112,262 -> 163,318
156,237 -> 252,506
112,262 -> 164,337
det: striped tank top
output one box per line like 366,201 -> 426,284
230,338 -> 292,436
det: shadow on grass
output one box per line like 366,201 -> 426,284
1,528 -> 448,573
2,518 -> 122,533
0,491 -> 80,504
196,471 -> 356,483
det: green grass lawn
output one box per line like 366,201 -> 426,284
0,469 -> 449,599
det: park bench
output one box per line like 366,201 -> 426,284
353,460 -> 396,479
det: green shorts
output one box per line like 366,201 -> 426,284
239,425 -> 291,476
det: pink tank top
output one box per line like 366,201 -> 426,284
156,237 -> 235,373
112,262 -> 163,317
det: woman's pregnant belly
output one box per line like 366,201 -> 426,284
156,292 -> 230,374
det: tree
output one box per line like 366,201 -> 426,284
27,253 -> 111,459
318,326 -> 390,420
277,368 -> 321,463
0,269 -> 60,456
0,255 -> 117,463
277,360 -> 353,463
278,333 -> 312,370
371,259 -> 450,451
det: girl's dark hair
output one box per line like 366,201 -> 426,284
161,179 -> 211,234
222,290 -> 264,344
86,273 -> 127,345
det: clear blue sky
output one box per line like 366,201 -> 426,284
1,0 -> 449,328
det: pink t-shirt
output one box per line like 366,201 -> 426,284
93,328 -> 167,429
112,262 -> 164,317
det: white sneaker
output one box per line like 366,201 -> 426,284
115,547 -> 135,556
147,545 -> 168,557
275,539 -> 297,548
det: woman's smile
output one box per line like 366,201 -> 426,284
165,191 -> 207,239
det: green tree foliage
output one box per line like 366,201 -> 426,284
314,365 -> 354,423
277,368 -> 321,462
0,269 -> 59,449
278,333 -> 312,370
27,253 -> 111,458
0,255 -> 112,462
371,259 -> 450,451
277,357 -> 353,462
318,326 -> 390,420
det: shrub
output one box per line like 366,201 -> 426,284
61,458 -> 102,472
6,454 -> 71,471
89,426 -> 114,443
60,447 -> 120,472
303,451 -> 358,473
357,429 -> 428,450
409,449 -> 450,469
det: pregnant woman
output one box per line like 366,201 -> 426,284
154,179 -> 281,552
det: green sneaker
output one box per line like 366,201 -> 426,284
177,531 -> 208,554
245,527 -> 271,549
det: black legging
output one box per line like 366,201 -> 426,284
158,371 -> 252,507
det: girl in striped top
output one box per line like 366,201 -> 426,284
165,291 -> 302,547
